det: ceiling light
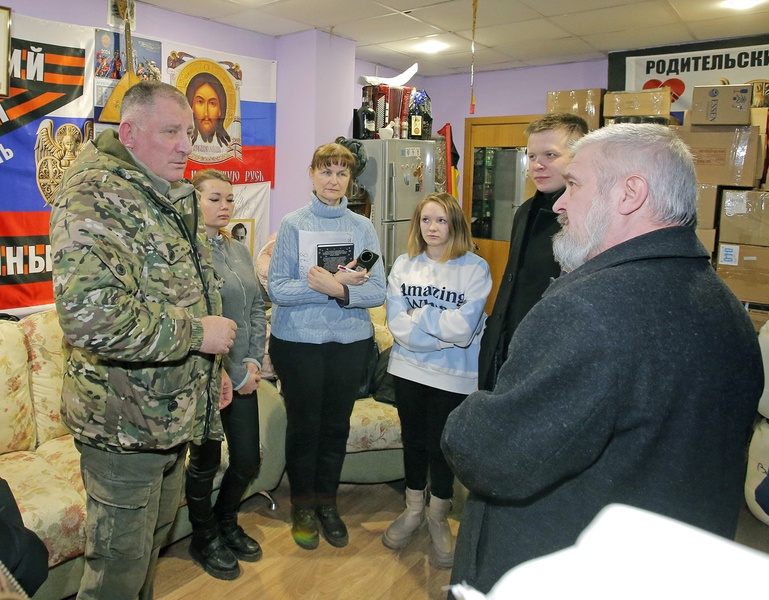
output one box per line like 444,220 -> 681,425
414,40 -> 449,54
721,0 -> 766,8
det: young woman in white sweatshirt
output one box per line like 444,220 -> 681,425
384,192 -> 491,568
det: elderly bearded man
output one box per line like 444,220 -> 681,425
442,123 -> 764,595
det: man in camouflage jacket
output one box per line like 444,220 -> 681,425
49,81 -> 237,600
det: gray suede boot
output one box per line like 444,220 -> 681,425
426,495 -> 454,568
382,487 -> 425,549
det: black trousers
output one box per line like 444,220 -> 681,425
393,376 -> 465,499
269,335 -> 370,508
186,390 -> 261,533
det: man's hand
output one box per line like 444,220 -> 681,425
200,315 -> 237,354
219,370 -> 233,410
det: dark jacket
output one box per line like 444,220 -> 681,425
442,226 -> 763,593
477,189 -> 564,391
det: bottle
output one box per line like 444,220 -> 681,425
400,118 -> 409,140
359,87 -> 376,140
408,89 -> 432,139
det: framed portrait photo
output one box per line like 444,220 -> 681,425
226,218 -> 255,258
0,6 -> 9,99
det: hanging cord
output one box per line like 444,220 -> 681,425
470,0 -> 477,114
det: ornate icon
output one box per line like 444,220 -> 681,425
34,119 -> 94,205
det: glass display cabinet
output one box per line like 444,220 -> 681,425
462,115 -> 540,311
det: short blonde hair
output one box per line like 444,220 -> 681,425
406,193 -> 473,262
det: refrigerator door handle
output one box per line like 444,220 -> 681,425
385,223 -> 396,273
385,162 -> 396,222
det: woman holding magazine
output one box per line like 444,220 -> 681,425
268,142 -> 385,550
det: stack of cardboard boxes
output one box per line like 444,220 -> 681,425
545,83 -> 769,328
680,84 -> 769,329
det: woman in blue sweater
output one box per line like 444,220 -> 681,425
384,192 -> 491,568
268,143 -> 386,550
185,170 -> 267,580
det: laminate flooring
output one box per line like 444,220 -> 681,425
152,476 -> 455,600
65,474 -> 769,600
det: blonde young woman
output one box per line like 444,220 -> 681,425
185,170 -> 266,580
384,192 -> 491,568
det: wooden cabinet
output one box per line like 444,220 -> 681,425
462,115 -> 540,312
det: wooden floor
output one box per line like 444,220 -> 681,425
152,476 -> 455,600
58,472 -> 769,600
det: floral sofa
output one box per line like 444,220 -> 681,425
0,307 -> 402,600
340,305 -> 403,483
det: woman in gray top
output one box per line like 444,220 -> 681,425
185,170 -> 267,580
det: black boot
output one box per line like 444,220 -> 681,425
291,505 -> 319,550
218,518 -> 262,563
186,464 -> 240,580
316,504 -> 348,548
189,533 -> 240,580
214,468 -> 262,562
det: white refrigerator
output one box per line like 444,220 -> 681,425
358,139 -> 436,274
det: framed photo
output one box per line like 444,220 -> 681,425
0,7 -> 9,99
226,218 -> 255,258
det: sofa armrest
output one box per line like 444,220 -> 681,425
244,380 -> 286,496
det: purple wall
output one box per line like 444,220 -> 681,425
274,31 -> 356,231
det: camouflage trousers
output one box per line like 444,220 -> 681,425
75,441 -> 187,600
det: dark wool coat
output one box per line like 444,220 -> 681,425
442,226 -> 763,594
477,189 -> 564,391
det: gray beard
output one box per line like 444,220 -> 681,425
552,200 -> 610,273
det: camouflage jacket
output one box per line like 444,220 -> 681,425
49,129 -> 223,452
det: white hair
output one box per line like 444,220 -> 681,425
570,123 -> 698,227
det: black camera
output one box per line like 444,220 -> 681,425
356,249 -> 380,271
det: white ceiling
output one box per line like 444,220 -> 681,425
137,0 -> 769,77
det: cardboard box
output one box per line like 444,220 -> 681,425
603,88 -> 672,117
546,88 -> 605,130
673,124 -> 760,187
696,183 -> 719,229
695,228 -> 717,254
690,85 -> 752,125
716,243 -> 769,304
720,189 -> 769,246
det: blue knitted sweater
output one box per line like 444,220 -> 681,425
268,195 -> 385,344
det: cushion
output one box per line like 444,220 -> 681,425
36,434 -> 84,498
21,310 -> 68,446
0,451 -> 86,567
346,397 -> 402,453
0,319 -> 35,453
